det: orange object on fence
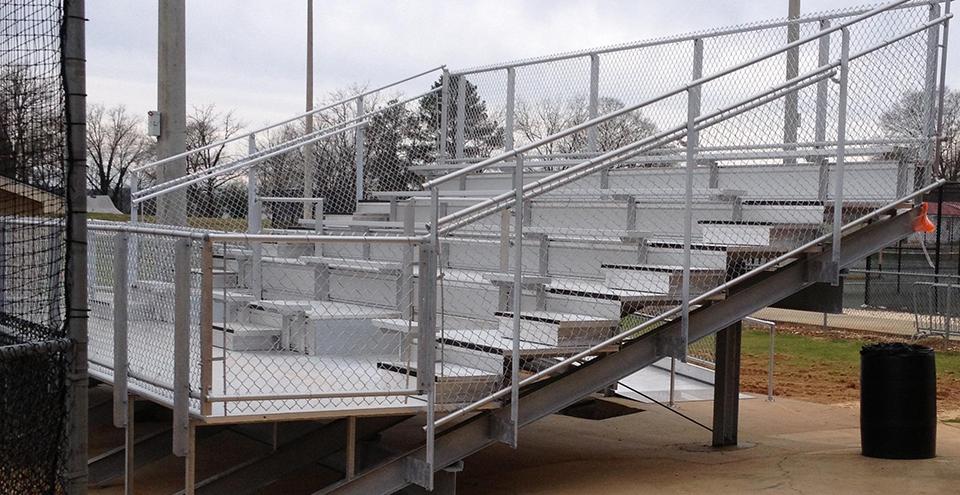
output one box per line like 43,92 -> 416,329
913,203 -> 936,233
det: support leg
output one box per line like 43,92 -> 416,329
124,397 -> 134,495
184,422 -> 196,495
404,462 -> 460,495
346,416 -> 357,480
712,320 -> 742,447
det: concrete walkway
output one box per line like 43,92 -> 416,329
458,397 -> 960,494
754,307 -> 960,341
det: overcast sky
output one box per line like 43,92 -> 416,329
86,1 -> 959,129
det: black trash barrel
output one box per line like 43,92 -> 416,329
860,343 -> 936,459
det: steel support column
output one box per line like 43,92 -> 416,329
712,320 -> 742,447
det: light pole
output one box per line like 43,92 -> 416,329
157,0 -> 187,227
784,0 -> 800,164
303,0 -> 316,219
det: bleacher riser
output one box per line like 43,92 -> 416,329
257,260 -> 405,311
430,161 -> 908,202
387,199 -> 823,239
318,233 -> 728,281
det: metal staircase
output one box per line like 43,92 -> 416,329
72,0 -> 953,492
322,195 -> 934,495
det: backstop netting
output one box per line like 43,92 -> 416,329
0,1 -> 72,493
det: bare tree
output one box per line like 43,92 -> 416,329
515,96 -> 657,158
880,88 -> 960,180
0,67 -> 62,188
185,104 -> 245,217
86,104 -> 152,207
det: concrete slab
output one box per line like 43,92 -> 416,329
457,397 -> 960,495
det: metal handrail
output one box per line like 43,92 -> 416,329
744,316 -> 777,401
134,87 -> 439,202
412,138 -> 918,169
132,121 -> 367,202
131,65 -> 444,174
450,1 -> 944,75
433,11 -> 951,233
432,179 -> 945,428
423,0 -> 913,190
87,221 -> 423,245
257,196 -> 325,203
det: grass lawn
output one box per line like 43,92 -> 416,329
739,325 -> 960,420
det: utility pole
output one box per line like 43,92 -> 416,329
157,0 -> 187,226
303,0 -> 316,219
784,0 -> 800,165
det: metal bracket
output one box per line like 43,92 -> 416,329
655,327 -> 685,360
404,456 -> 433,490
488,414 -> 517,447
806,258 -> 840,285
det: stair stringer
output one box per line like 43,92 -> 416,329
321,205 -> 922,495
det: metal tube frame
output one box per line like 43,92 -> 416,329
509,153 -> 524,447
172,238 -> 192,457
831,28 -> 851,271
113,232 -> 130,428
355,95 -> 366,207
455,75 -> 466,160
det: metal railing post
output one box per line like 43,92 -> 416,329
680,39 -> 703,358
355,95 -> 366,208
587,53 -> 600,153
509,153 -> 524,448
831,28 -> 850,274
439,70 -> 450,166
505,67 -> 515,153
815,19 -> 832,201
784,1 -> 801,164
401,199 -> 415,320
455,75 -> 466,160
768,322 -> 776,401
172,238 -> 191,457
247,134 -> 263,298
200,237 -> 213,416
922,2 -> 943,184
112,232 -> 129,428
412,188 -> 441,490
314,197 -> 324,256
129,170 -> 140,285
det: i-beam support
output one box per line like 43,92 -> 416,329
712,320 -> 742,447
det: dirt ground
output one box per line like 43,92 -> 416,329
739,322 -> 960,421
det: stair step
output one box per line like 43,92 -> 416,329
376,360 -> 500,382
192,268 -> 240,289
300,256 -> 403,273
212,321 -> 281,351
494,311 -> 618,347
699,220 -> 822,248
601,263 -> 726,293
212,290 -> 255,322
353,212 -> 391,222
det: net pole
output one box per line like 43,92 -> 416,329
64,0 -> 89,492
